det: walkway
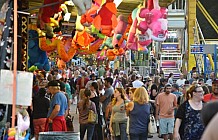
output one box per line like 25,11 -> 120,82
70,104 -> 161,140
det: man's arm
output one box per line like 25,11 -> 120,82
48,104 -> 60,121
100,95 -> 107,103
155,104 -> 159,120
155,95 -> 160,120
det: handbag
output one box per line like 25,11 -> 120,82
88,109 -> 98,124
66,114 -> 74,131
88,102 -> 98,124
148,114 -> 157,134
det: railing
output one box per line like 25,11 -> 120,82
131,66 -> 150,77
131,66 -> 157,77
168,0 -> 186,11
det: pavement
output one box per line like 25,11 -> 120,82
70,104 -> 161,140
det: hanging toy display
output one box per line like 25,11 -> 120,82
93,0 -> 118,37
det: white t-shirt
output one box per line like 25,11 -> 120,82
132,80 -> 144,88
176,79 -> 186,87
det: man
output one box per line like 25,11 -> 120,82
76,71 -> 89,94
206,72 -> 215,86
172,84 -> 182,99
189,72 -> 198,84
132,74 -> 144,88
98,65 -> 105,78
100,77 -> 114,119
156,84 -> 177,140
204,79 -> 218,102
85,73 -> 97,89
53,69 -> 62,80
45,80 -> 68,131
176,74 -> 186,87
158,78 -> 167,92
198,78 -> 205,86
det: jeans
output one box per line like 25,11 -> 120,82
114,123 -> 128,140
80,123 -> 95,140
130,133 -> 148,140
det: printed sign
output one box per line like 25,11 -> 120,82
0,70 -> 33,106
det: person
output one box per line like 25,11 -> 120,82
98,65 -> 106,78
109,88 -> 128,140
203,79 -> 218,102
176,74 -> 186,87
150,84 -> 158,116
173,84 -> 205,140
90,82 -> 104,140
201,101 -> 218,127
198,78 -> 205,86
132,74 -> 144,88
156,84 -> 177,140
53,69 -> 62,80
172,84 -> 182,99
77,89 -> 97,140
158,78 -> 167,92
45,80 -> 68,131
76,71 -> 89,95
69,70 -> 80,100
100,77 -> 114,120
32,88 -> 50,140
189,72 -> 198,84
85,73 -> 97,89
201,112 -> 218,140
126,87 -> 150,140
206,72 -> 215,86
177,85 -> 190,106
168,73 -> 174,84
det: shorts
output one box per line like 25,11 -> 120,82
159,118 -> 175,135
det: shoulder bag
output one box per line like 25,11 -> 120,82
88,102 -> 98,124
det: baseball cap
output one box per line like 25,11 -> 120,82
172,84 -> 179,89
47,80 -> 60,87
212,79 -> 218,84
165,83 -> 172,88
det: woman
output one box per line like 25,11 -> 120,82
77,89 -> 97,140
150,84 -> 158,116
90,82 -> 104,140
126,87 -> 150,140
126,87 -> 136,135
109,88 -> 128,140
168,73 -> 174,84
32,88 -> 50,140
173,84 -> 205,140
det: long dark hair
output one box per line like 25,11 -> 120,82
83,89 -> 91,110
168,73 -> 173,80
112,88 -> 126,106
91,82 -> 99,96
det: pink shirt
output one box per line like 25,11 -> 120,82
156,92 -> 177,118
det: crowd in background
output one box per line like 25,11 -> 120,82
30,65 -> 218,140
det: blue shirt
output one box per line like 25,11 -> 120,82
173,91 -> 182,99
129,102 -> 150,134
47,92 -> 68,117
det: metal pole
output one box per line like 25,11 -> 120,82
129,50 -> 132,72
12,0 -> 18,128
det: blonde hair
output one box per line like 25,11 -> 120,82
112,88 -> 126,106
79,89 -> 85,100
133,87 -> 149,104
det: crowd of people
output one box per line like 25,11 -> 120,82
30,65 -> 218,140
